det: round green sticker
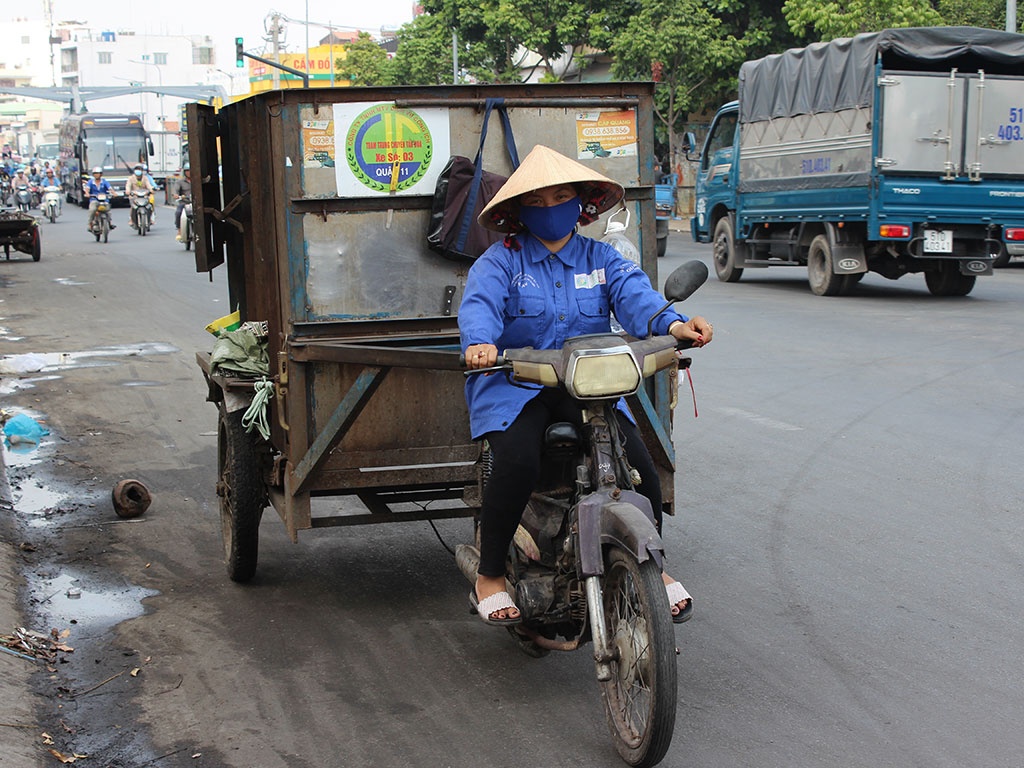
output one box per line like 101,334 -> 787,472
345,104 -> 434,192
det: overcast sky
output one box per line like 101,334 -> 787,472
40,0 -> 417,67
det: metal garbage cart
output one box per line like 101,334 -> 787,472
189,83 -> 678,581
0,210 -> 40,262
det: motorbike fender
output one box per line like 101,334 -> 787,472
577,490 -> 665,578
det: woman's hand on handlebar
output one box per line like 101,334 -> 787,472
465,343 -> 499,370
669,316 -> 714,348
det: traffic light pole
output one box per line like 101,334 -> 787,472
235,39 -> 310,88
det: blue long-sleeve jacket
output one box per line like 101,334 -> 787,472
458,232 -> 687,439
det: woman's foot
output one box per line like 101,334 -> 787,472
474,574 -> 521,623
662,572 -> 693,623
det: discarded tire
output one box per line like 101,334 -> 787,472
112,479 -> 151,519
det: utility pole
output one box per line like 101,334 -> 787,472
1008,0 -> 1018,32
270,12 -> 282,89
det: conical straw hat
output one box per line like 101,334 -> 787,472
477,145 -> 625,233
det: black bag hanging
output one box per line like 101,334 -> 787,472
426,98 -> 520,262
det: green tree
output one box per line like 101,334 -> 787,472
601,0 -> 744,166
782,0 -> 942,39
936,0 -> 1009,30
335,32 -> 393,86
389,13 -> 456,85
420,0 -> 594,83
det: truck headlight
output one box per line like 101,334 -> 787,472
566,346 -> 642,399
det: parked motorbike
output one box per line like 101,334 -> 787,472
14,184 -> 32,213
178,193 -> 195,250
42,184 -> 62,223
130,189 -> 153,236
90,193 -> 112,242
456,260 -> 709,768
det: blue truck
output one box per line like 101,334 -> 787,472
690,27 -> 1024,296
654,180 -> 675,257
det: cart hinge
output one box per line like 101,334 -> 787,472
276,353 -> 290,432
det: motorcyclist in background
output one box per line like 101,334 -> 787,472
126,163 -> 155,230
42,167 -> 62,216
84,166 -> 116,231
174,165 -> 192,241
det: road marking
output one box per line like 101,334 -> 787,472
715,406 -> 803,431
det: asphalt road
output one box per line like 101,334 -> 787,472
2,205 -> 1024,768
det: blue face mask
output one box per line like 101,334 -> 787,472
518,196 -> 582,241
134,170 -> 142,177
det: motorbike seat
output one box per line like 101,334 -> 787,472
544,422 -> 581,458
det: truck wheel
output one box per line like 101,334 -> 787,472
656,236 -> 667,259
712,217 -> 743,282
217,406 -> 265,582
807,234 -> 851,296
992,249 -> 1010,268
925,262 -> 976,297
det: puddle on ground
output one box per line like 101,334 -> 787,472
120,380 -> 164,388
31,570 -> 157,630
0,374 -> 62,395
0,342 -> 178,377
53,277 -> 92,286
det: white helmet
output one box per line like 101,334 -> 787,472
91,166 -> 103,174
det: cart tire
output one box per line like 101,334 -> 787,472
31,230 -> 40,262
4,244 -> 9,259
218,406 -> 265,582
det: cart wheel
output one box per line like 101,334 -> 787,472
217,406 -> 265,582
4,243 -> 9,260
31,229 -> 40,262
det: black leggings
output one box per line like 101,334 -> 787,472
477,388 -> 663,577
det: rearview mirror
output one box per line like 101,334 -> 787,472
664,260 -> 708,303
682,131 -> 698,161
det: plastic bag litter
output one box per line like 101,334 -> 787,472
0,353 -> 48,375
209,328 -> 270,377
3,413 -> 49,445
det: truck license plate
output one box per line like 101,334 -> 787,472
923,229 -> 953,253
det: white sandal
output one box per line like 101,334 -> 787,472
469,589 -> 522,626
665,581 -> 693,624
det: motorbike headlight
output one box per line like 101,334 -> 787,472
565,346 -> 641,399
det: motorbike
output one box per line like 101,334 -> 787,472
0,177 -> 11,205
178,193 -> 195,250
456,260 -> 709,768
130,189 -> 154,236
29,183 -> 41,209
90,193 -> 112,242
42,184 -> 62,223
14,184 -> 32,213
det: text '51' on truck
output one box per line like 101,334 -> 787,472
689,26 -> 1024,297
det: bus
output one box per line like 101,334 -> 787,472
59,114 -> 153,206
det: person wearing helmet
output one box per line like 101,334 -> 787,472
84,166 -> 116,231
126,164 -> 155,230
174,166 -> 192,241
459,145 -> 713,626
42,167 -> 62,216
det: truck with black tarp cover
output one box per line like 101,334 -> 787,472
691,26 -> 1024,296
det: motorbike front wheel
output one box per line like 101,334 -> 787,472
599,548 -> 677,768
101,218 -> 109,243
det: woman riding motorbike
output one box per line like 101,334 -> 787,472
85,167 -> 116,231
459,145 -> 713,625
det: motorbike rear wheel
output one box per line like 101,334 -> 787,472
184,220 -> 192,251
599,548 -> 677,768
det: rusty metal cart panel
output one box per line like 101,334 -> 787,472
189,83 -> 675,569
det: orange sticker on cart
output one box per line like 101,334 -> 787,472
575,110 -> 638,159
